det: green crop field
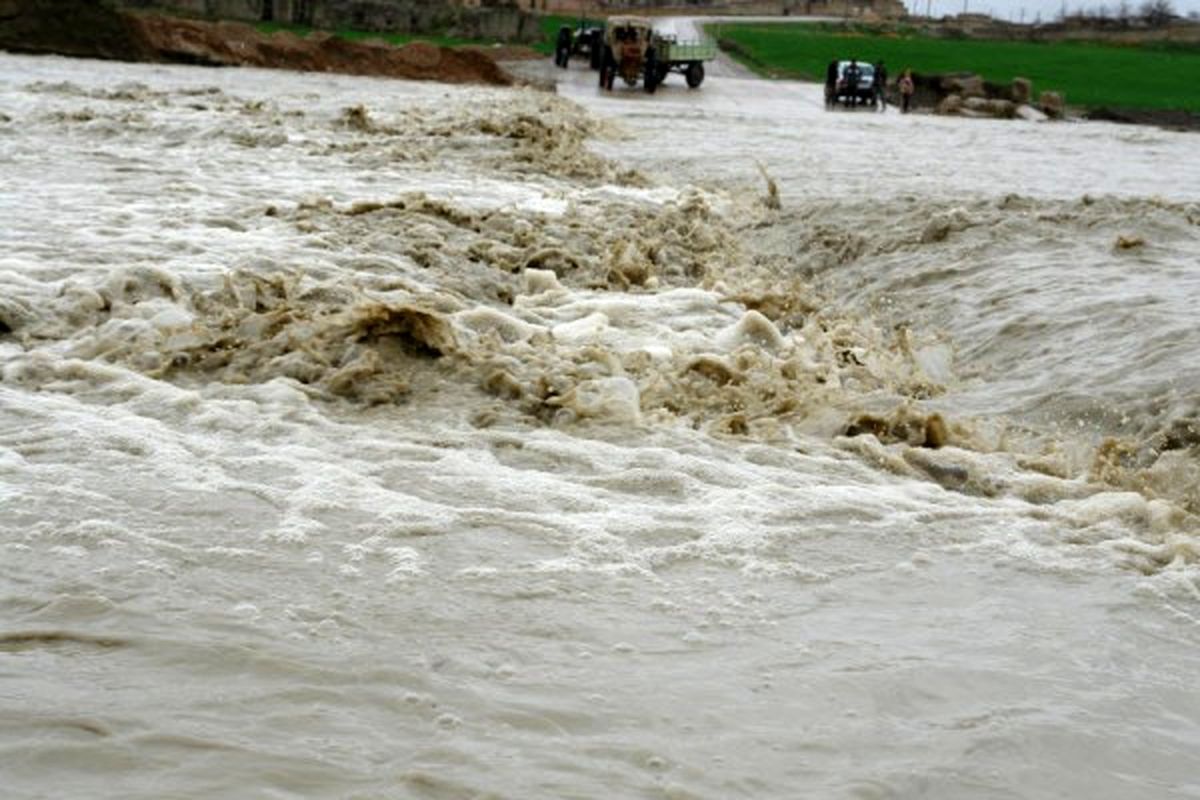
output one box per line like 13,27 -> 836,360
254,16 -> 588,55
710,22 -> 1200,111
255,21 -> 510,50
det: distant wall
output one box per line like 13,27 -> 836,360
111,0 -> 539,40
526,0 -> 906,19
119,0 -> 263,18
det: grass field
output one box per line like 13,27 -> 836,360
710,22 -> 1200,111
261,15 -> 596,56
254,16 -> 601,56
255,20 -> 547,52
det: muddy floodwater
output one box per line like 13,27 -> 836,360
2,50 -> 1200,799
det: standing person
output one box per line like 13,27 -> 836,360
825,59 -> 839,108
846,59 -> 861,108
554,25 -> 572,69
899,68 -> 915,114
874,60 -> 888,111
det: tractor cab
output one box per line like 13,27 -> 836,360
602,16 -> 655,87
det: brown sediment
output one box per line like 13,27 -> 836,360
0,630 -> 129,651
0,1 -> 512,86
164,286 -> 461,406
1084,107 -> 1200,134
845,409 -> 951,449
1114,234 -> 1146,250
1090,430 -> 1200,514
17,76 -> 1197,522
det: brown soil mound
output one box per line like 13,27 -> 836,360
0,0 -> 512,86
1084,106 -> 1200,133
462,43 -> 543,62
0,0 -> 156,62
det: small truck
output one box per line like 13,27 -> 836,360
597,16 -> 717,93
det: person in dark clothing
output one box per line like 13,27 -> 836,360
845,59 -> 861,107
554,26 -> 572,68
824,59 -> 838,108
874,60 -> 887,111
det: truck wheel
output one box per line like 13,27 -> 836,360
643,48 -> 658,94
685,61 -> 704,89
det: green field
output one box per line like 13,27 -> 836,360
710,22 -> 1200,111
254,16 -> 594,56
255,21 -> 522,51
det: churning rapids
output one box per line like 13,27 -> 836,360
2,49 -> 1199,799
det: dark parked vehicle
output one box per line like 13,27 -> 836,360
570,20 -> 605,70
827,61 -> 877,108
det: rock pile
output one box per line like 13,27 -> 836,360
896,71 -> 1058,122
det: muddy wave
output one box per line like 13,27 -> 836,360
3,54 -> 1197,566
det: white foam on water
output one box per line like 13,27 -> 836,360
2,51 -> 1199,800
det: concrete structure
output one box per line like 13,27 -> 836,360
115,0 -> 539,40
112,0 -> 907,39
510,0 -> 906,19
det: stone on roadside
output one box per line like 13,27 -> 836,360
962,97 -> 1016,118
1011,77 -> 1032,105
936,94 -> 964,115
1040,91 -> 1065,119
988,99 -> 1016,119
942,74 -> 985,98
1016,104 -> 1048,122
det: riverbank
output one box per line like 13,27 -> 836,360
0,1 -> 514,85
712,20 -> 1200,120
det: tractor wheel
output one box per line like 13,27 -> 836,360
685,61 -> 704,89
597,47 -> 609,90
643,48 -> 658,94
599,47 -> 615,90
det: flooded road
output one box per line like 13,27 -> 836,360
2,51 -> 1199,799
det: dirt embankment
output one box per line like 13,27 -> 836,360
1082,106 -> 1200,133
0,0 -> 513,86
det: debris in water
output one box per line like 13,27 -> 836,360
754,160 -> 781,210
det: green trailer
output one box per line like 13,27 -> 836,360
652,35 -> 718,89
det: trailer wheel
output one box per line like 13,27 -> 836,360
685,61 -> 704,89
643,47 -> 658,94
